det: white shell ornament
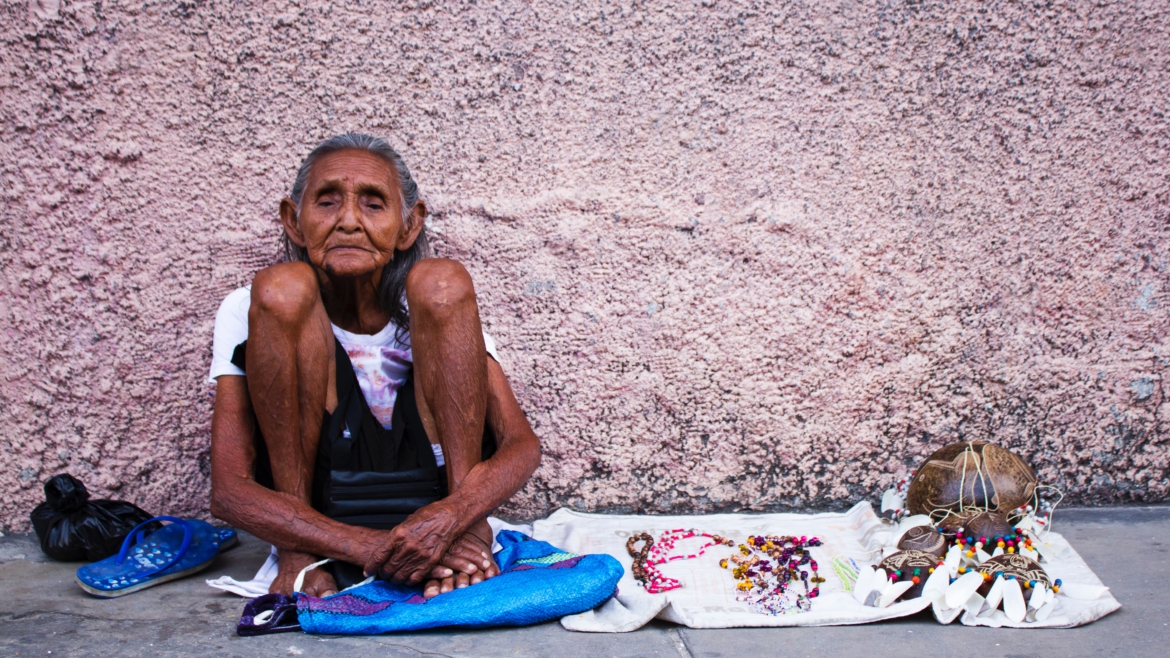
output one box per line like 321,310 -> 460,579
1002,577 -> 1027,623
944,571 -> 984,609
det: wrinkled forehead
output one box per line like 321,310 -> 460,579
304,148 -> 401,198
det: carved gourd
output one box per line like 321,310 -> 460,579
906,442 -> 1037,517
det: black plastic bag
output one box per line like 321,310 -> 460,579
29,474 -> 161,562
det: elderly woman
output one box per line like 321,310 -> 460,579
209,134 -> 541,598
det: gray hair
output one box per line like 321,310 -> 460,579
283,133 -> 430,335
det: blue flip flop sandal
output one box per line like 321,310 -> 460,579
76,516 -> 238,598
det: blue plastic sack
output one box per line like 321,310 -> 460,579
295,530 -> 622,633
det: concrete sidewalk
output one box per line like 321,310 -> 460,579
1,507 -> 1166,658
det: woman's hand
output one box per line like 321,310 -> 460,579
362,501 -> 464,585
269,549 -> 338,598
422,519 -> 500,599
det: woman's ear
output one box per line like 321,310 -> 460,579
279,198 -> 307,248
398,200 -> 427,251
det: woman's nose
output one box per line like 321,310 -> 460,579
337,198 -> 362,231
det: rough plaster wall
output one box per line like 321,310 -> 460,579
1,0 -> 1167,530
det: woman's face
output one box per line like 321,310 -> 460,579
280,149 -> 423,280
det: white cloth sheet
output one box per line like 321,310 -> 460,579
531,502 -> 1120,632
206,517 -> 532,597
206,545 -> 279,598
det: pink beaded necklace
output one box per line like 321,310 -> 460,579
634,529 -> 734,594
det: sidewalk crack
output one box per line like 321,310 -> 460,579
667,626 -> 694,658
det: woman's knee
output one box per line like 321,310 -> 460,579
251,262 -> 321,325
406,259 -> 477,321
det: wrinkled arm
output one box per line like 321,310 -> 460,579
444,357 -> 542,526
209,375 -> 384,565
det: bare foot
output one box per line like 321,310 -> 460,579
423,519 -> 500,599
269,549 -> 338,598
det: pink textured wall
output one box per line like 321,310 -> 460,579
1,0 -> 1167,530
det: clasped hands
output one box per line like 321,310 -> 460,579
271,505 -> 499,600
365,513 -> 500,599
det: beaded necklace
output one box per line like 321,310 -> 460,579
722,535 -> 824,615
626,529 -> 734,594
942,524 -> 1035,560
625,533 -> 656,588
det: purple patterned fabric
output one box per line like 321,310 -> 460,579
299,593 -> 392,616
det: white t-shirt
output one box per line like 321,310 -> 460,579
209,286 -> 500,437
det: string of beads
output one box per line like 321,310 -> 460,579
625,533 -> 655,588
626,529 -> 734,594
722,535 -> 824,615
942,525 -> 1034,558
